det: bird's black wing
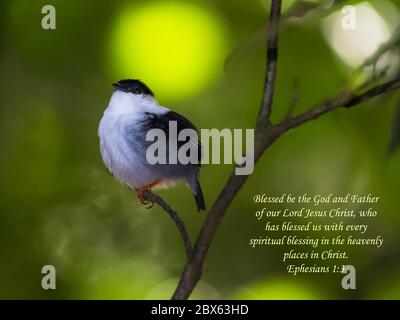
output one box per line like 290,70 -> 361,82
143,111 -> 202,167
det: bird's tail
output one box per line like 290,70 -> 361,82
188,175 -> 205,211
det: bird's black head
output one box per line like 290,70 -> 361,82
112,79 -> 154,96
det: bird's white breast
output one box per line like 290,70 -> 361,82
98,91 -> 169,189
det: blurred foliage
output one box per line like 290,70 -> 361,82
233,278 -> 322,300
0,0 -> 400,299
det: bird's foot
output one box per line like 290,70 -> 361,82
135,179 -> 162,208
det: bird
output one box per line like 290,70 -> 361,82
98,79 -> 205,211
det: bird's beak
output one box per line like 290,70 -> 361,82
113,82 -> 131,93
113,82 -> 123,90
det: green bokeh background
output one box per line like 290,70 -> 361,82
0,0 -> 399,299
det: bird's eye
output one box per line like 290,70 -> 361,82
134,88 -> 142,94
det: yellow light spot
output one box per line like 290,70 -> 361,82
109,1 -> 229,102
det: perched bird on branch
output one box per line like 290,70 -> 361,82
98,79 -> 205,211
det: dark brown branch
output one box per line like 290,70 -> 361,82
257,0 -> 282,129
142,190 -> 192,261
345,79 -> 400,107
278,79 -> 400,133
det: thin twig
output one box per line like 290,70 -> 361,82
284,78 -> 300,121
257,0 -> 282,129
142,190 -> 192,261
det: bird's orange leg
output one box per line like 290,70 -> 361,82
135,179 -> 162,208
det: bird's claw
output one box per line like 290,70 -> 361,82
135,179 -> 161,208
144,201 -> 155,209
136,192 -> 153,208
136,196 -> 155,209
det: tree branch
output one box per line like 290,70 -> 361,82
170,2 -> 400,299
278,79 -> 400,134
142,190 -> 192,261
257,0 -> 282,129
